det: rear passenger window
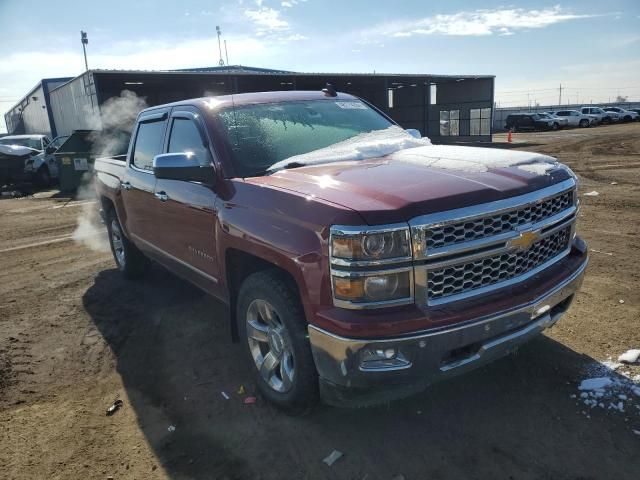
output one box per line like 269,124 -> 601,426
133,120 -> 166,171
167,118 -> 210,166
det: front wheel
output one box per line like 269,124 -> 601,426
579,119 -> 589,128
552,122 -> 559,131
237,270 -> 319,415
106,209 -> 148,279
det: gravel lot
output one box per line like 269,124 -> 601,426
1,123 -> 639,479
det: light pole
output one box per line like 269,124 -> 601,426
216,26 -> 224,66
80,31 -> 89,71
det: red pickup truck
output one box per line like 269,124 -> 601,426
95,90 -> 588,413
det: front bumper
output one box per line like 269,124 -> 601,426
308,256 -> 588,407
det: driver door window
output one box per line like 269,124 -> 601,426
167,118 -> 209,165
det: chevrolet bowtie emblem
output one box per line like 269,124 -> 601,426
509,230 -> 540,250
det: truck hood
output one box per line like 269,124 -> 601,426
0,144 -> 36,157
247,145 -> 573,224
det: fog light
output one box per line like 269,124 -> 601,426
359,347 -> 410,371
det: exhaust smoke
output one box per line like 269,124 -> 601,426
72,90 -> 147,253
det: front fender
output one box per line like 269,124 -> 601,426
216,179 -> 365,323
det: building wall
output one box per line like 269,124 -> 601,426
46,71 -> 494,143
428,78 -> 494,143
50,73 -> 101,137
3,79 -> 71,137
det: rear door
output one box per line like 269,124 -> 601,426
121,109 -> 169,247
152,107 -> 222,292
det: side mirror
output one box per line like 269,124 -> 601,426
45,146 -> 56,154
405,128 -> 422,139
153,153 -> 216,184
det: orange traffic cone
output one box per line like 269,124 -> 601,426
507,129 -> 513,143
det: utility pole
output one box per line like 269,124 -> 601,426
80,31 -> 89,71
216,26 -> 224,66
558,83 -> 562,106
224,39 -> 229,66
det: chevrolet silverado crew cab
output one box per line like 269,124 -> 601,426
95,91 -> 588,413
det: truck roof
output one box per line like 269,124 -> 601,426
139,90 -> 360,115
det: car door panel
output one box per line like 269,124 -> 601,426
152,108 -> 222,295
121,110 -> 169,248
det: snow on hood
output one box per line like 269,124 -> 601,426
266,125 -> 559,177
0,144 -> 37,157
267,126 -> 432,171
390,145 -> 560,175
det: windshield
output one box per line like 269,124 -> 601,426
0,137 -> 41,150
217,99 -> 393,177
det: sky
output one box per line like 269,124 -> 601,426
1,0 -> 639,133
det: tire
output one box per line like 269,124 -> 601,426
624,115 -> 631,123
552,122 -> 559,131
35,166 -> 51,188
237,270 -> 319,415
579,119 -> 589,128
106,208 -> 149,279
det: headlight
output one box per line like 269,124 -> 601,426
333,270 -> 412,304
329,225 -> 414,308
330,226 -> 411,262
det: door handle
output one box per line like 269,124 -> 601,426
154,191 -> 169,202
120,181 -> 132,190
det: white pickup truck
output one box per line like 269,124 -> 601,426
0,134 -> 66,187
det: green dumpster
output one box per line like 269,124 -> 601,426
55,130 -> 96,192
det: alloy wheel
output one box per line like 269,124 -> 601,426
246,299 -> 295,393
110,219 -> 126,269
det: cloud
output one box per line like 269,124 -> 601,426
364,6 -> 596,38
281,0 -> 306,7
244,7 -> 289,34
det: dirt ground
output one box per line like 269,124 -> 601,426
1,123 -> 639,480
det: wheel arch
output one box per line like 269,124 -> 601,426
225,248 -> 302,343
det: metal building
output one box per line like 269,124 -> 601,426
4,77 -> 73,138
11,67 -> 495,143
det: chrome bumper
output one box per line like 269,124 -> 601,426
308,257 -> 588,407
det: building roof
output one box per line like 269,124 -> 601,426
72,67 -> 494,80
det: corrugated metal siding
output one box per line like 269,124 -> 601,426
50,73 -> 101,137
15,85 -> 53,136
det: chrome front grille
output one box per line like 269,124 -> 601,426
426,189 -> 574,250
427,226 -> 572,302
410,178 -> 578,306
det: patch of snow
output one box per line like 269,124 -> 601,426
268,126 -> 431,171
268,125 -> 561,177
583,191 -> 599,196
579,377 -> 614,391
390,144 -> 558,175
618,349 -> 640,364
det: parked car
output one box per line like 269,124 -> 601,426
505,113 -> 560,131
0,144 -> 35,188
603,107 -> 639,122
0,134 -> 59,187
95,90 -> 588,412
580,107 -> 612,125
629,108 -> 640,116
536,112 -> 568,128
550,110 -> 594,128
